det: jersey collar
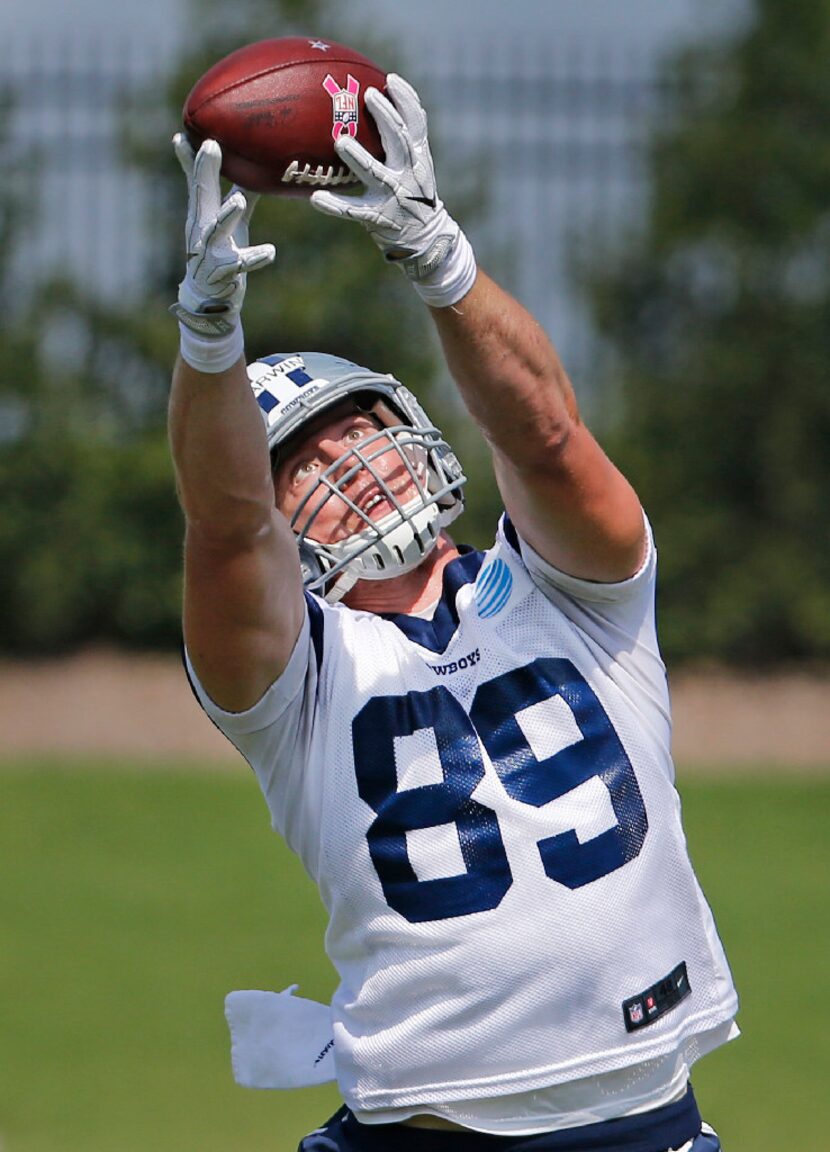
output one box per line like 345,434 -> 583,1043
378,546 -> 484,653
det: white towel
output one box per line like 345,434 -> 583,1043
224,985 -> 336,1089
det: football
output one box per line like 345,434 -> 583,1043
182,37 -> 387,197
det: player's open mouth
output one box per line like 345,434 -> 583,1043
361,493 -> 391,516
358,477 -> 418,520
331,482 -> 417,538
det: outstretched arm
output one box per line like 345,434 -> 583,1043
429,272 -> 645,581
168,137 -> 305,714
312,75 -> 645,581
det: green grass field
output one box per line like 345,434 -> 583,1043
1,761 -> 828,1152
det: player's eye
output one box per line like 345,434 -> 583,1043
292,457 -> 319,483
344,423 -> 370,443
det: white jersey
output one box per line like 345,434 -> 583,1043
186,515 -> 738,1118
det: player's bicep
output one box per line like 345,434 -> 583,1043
182,511 -> 305,714
493,422 -> 646,583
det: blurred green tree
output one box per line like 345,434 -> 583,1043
587,0 -> 830,666
0,2 -> 488,653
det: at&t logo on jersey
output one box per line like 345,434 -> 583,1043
475,558 -> 513,618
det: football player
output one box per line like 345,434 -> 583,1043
169,74 -> 737,1152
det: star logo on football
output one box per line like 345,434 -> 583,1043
309,40 -> 331,51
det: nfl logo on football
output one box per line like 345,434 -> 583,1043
323,74 -> 360,139
334,91 -> 357,126
628,1002 -> 644,1025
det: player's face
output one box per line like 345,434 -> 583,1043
272,403 -> 422,545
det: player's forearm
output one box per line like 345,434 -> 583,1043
168,354 -> 276,544
430,270 -> 580,472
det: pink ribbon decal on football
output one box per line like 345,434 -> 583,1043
322,73 -> 361,141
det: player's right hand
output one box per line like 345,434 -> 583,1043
170,134 -> 275,338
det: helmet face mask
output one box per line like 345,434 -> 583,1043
249,353 -> 466,602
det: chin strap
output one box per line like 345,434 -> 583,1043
321,568 -> 359,605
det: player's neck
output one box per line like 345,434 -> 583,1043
342,533 -> 460,616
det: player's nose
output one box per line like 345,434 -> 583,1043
316,437 -> 366,496
317,436 -> 353,473
316,434 -> 343,461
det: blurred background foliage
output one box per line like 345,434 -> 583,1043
587,0 -> 830,666
0,0 -> 828,666
0,0 -> 453,653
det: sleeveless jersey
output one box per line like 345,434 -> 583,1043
186,516 -> 738,1115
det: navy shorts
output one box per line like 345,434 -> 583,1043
297,1087 -> 722,1152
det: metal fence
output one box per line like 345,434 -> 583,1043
1,33 -> 671,402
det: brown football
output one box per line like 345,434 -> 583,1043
182,37 -> 387,197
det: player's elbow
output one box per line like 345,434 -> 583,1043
510,416 -> 577,476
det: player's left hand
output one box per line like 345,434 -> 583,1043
311,74 -> 472,297
170,133 -> 275,338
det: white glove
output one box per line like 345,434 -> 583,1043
311,74 -> 476,308
171,134 -> 275,372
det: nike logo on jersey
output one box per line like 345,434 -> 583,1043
313,1038 -> 334,1065
405,193 -> 437,209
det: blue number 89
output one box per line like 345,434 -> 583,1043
352,658 -> 648,923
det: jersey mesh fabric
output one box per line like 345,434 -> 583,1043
186,515 -> 738,1118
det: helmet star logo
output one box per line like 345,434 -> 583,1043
309,40 -> 331,51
